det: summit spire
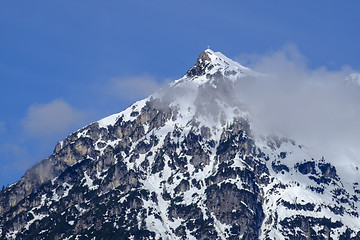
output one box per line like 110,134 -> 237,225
184,49 -> 252,82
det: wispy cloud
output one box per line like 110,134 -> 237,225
0,143 -> 29,169
22,99 -> 84,138
104,75 -> 166,101
0,121 -> 6,133
235,44 -> 360,179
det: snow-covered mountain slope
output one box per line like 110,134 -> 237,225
0,49 -> 359,239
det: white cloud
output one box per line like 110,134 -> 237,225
22,99 -> 84,137
235,45 -> 360,181
0,143 -> 29,170
0,121 -> 5,133
104,75 -> 165,101
345,73 -> 360,87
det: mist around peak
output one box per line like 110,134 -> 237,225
235,45 -> 360,181
154,45 -> 360,181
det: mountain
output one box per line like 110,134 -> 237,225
0,49 -> 359,239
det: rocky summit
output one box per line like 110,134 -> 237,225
0,49 -> 359,239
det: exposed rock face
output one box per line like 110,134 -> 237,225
0,49 -> 359,239
186,51 -> 212,78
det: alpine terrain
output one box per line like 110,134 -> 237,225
0,49 -> 359,239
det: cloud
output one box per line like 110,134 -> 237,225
0,142 -> 40,186
0,100 -> 84,186
345,73 -> 360,87
22,99 -> 84,137
0,121 -> 5,133
0,143 -> 29,169
104,75 -> 165,101
234,44 -> 360,180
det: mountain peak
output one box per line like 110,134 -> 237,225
185,49 -> 213,78
1,49 -> 359,240
199,49 -> 213,62
185,49 -> 251,81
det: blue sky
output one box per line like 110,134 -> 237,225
0,0 -> 359,187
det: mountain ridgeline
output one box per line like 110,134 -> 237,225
0,49 -> 359,239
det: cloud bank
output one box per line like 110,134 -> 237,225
22,99 -> 84,138
0,121 -> 6,133
235,45 -> 360,180
104,75 -> 165,101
